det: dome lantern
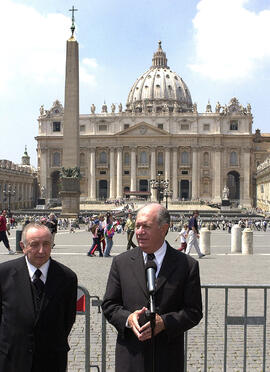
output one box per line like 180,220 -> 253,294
151,41 -> 169,69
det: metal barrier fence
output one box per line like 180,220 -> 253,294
76,284 -> 270,372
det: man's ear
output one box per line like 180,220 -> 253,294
20,241 -> 26,253
162,224 -> 169,236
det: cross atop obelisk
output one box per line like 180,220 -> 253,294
69,6 -> 78,38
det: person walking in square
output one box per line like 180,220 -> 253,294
125,213 -> 136,250
0,210 -> 15,255
175,223 -> 188,252
103,213 -> 115,257
186,210 -> 205,258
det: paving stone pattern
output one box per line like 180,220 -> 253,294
1,227 -> 270,371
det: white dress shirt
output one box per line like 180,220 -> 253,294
142,241 -> 167,277
25,256 -> 50,284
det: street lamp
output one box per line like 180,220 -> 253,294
3,184 -> 16,216
163,189 -> 173,209
150,172 -> 170,204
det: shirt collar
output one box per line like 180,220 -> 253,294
143,240 -> 167,266
25,256 -> 50,283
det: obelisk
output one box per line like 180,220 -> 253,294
60,6 -> 80,217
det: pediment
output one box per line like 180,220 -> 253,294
117,122 -> 169,136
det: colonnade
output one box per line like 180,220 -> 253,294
0,180 -> 34,210
86,145 -> 248,203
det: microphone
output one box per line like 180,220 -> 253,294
145,260 -> 157,294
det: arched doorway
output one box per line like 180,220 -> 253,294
227,171 -> 240,200
180,180 -> 190,200
99,180 -> 108,200
51,171 -> 60,198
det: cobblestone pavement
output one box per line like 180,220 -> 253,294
1,227 -> 270,371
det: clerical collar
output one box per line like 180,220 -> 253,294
25,256 -> 50,283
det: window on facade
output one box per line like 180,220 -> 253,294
80,125 -> 85,132
124,124 -> 130,130
100,170 -> 106,175
203,152 -> 209,166
124,170 -> 130,175
140,151 -> 147,164
52,152 -> 60,167
53,122 -> 61,132
124,152 -> 130,165
157,124 -> 163,130
230,151 -> 238,166
99,124 -> 107,131
181,151 -> 189,164
99,151 -> 107,164
157,152 -> 163,166
181,170 -> 188,175
203,124 -> 210,131
230,120 -> 238,130
157,170 -> 163,175
80,153 -> 85,166
181,124 -> 189,130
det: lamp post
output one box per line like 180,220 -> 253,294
150,172 -> 170,205
164,189 -> 173,209
3,184 -> 16,216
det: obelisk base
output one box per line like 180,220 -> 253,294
60,177 -> 80,217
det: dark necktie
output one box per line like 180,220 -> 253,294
147,253 -> 155,262
33,269 -> 44,299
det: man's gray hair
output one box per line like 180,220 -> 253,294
156,205 -> 170,226
137,203 -> 170,226
21,222 -> 52,246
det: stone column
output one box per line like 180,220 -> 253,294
150,147 -> 157,201
192,147 -> 199,200
89,148 -> 96,200
231,224 -> 242,253
212,146 -> 222,203
165,148 -> 170,183
40,148 -> 48,193
200,227 -> 211,255
116,147 -> 123,198
242,228 -> 253,254
172,147 -> 178,201
242,149 -> 252,208
130,147 -> 136,192
109,148 -> 116,199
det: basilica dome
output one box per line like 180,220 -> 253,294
126,42 -> 193,113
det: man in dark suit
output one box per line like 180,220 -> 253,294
0,222 -> 77,372
102,203 -> 203,372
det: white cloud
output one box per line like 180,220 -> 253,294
189,0 -> 270,80
0,0 -> 97,94
80,58 -> 98,86
82,58 -> 98,69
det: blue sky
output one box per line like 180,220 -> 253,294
2,0 -> 270,167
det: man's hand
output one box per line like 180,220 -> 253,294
7,231 -> 10,236
128,309 -> 165,342
138,314 -> 165,341
127,307 -> 148,339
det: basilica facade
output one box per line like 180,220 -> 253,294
36,42 -> 270,208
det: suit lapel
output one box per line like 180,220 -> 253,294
130,247 -> 148,297
155,243 -> 179,293
40,259 -> 63,313
12,257 -> 36,323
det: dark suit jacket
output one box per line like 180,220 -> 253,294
0,256 -> 77,372
102,242 -> 203,372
